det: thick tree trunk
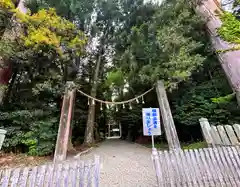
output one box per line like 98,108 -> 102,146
195,0 -> 240,105
0,0 -> 27,104
84,52 -> 102,146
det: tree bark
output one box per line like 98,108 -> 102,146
4,66 -> 18,104
0,0 -> 27,104
195,0 -> 240,105
83,51 -> 102,146
94,122 -> 100,142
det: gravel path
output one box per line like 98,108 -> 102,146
80,139 -> 157,187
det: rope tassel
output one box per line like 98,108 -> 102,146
129,103 -> 132,110
142,96 -> 145,104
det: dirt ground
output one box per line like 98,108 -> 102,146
0,145 -> 89,169
0,152 -> 51,169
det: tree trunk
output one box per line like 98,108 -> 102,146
84,52 -> 102,146
0,0 -> 27,104
94,122 -> 100,142
195,0 -> 240,105
4,67 -> 18,104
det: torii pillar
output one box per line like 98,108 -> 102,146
156,80 -> 181,150
54,81 -> 76,162
195,0 -> 240,105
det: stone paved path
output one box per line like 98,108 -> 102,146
80,139 -> 157,187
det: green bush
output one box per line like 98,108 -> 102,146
1,109 -> 58,156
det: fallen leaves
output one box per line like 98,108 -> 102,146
0,151 -> 51,169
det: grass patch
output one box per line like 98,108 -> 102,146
182,141 -> 207,150
141,141 -> 207,150
141,142 -> 169,149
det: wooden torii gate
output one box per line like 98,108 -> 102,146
53,80 -> 181,161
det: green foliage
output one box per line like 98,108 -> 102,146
217,0 -> 240,47
218,12 -> 240,44
0,40 -> 15,57
105,70 -> 125,88
211,93 -> 235,104
2,109 -> 58,156
0,0 -> 15,10
0,0 -> 15,37
173,59 -> 240,127
112,0 -> 206,91
13,8 -> 87,56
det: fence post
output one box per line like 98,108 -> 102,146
155,80 -> 180,150
233,124 -> 240,140
93,155 -> 100,187
54,81 -> 76,162
151,148 -> 162,187
199,118 -> 214,147
0,129 -> 6,150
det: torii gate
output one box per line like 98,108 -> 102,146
53,80 -> 180,162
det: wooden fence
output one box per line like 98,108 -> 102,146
152,146 -> 240,187
0,155 -> 100,187
199,118 -> 240,146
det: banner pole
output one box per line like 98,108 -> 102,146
152,135 -> 155,148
